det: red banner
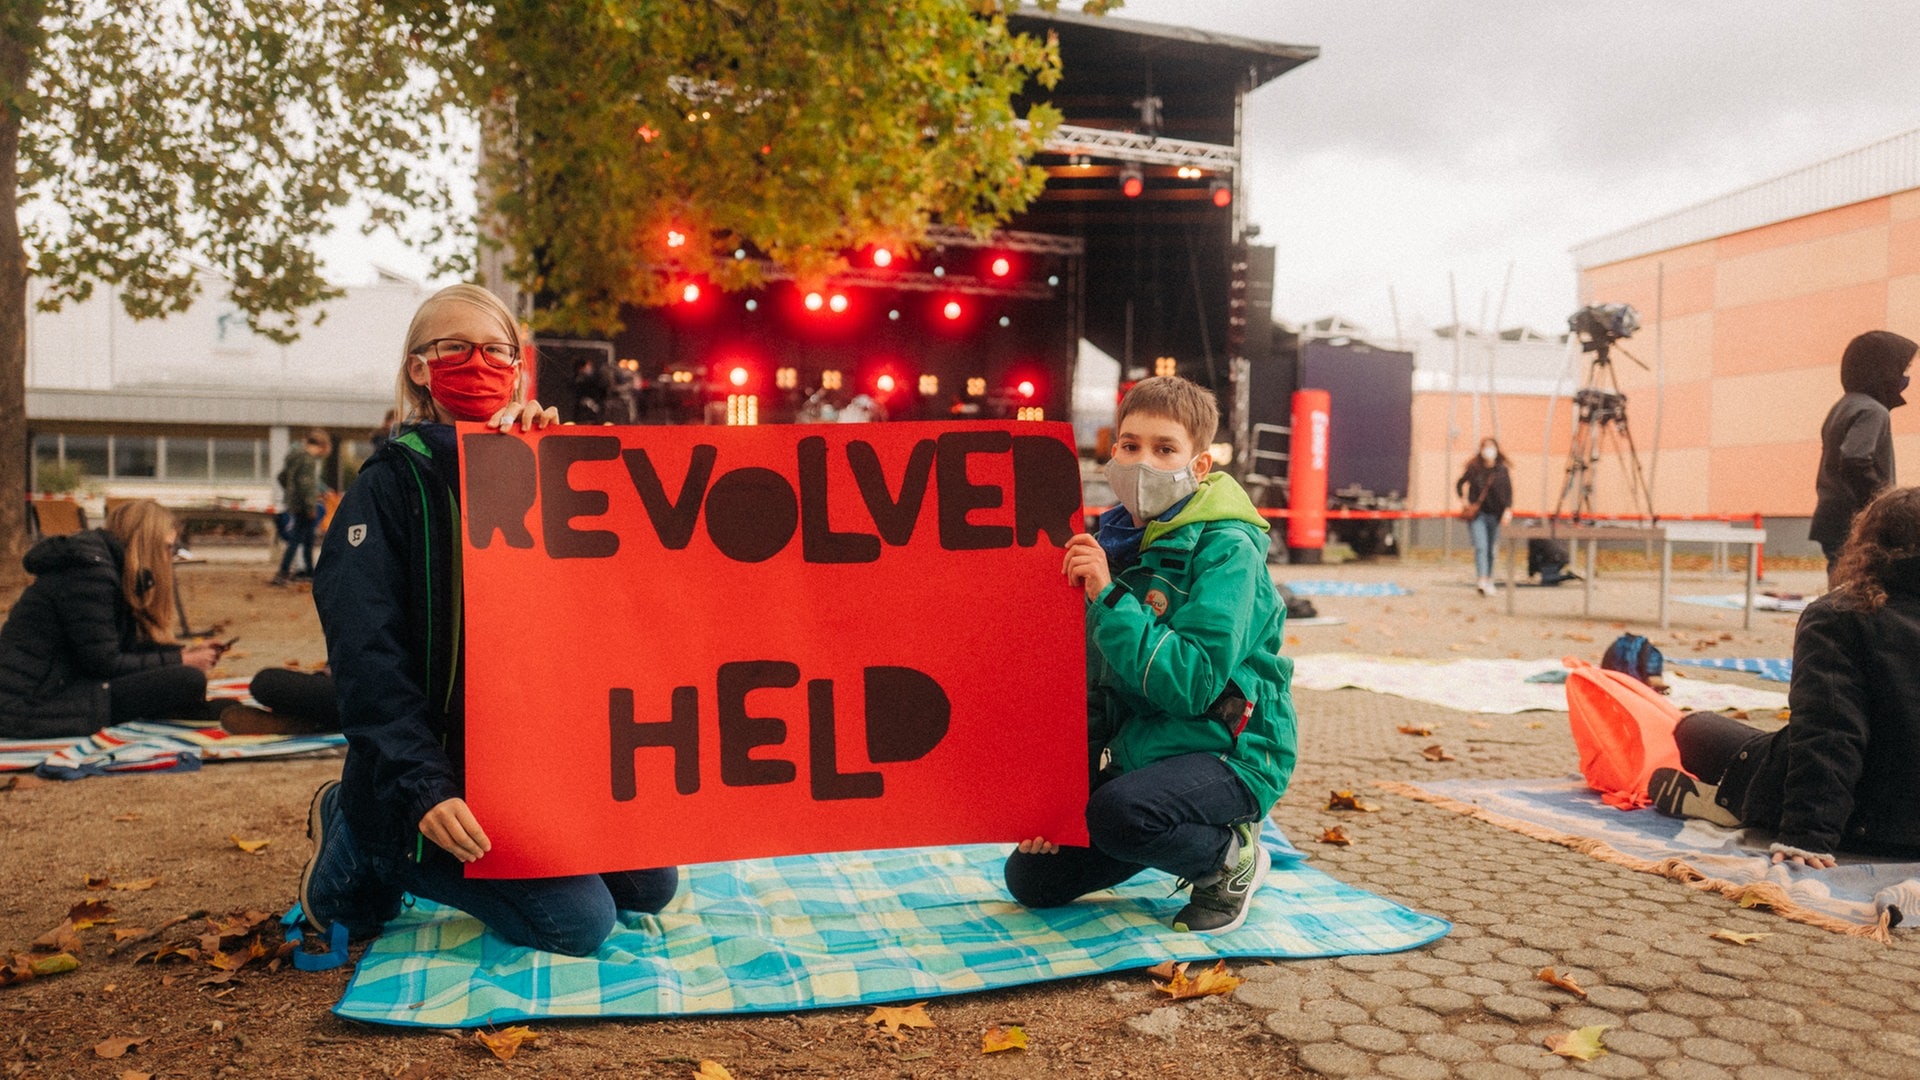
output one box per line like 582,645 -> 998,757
458,421 -> 1091,878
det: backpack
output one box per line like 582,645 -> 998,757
1600,633 -> 1665,689
1564,656 -> 1683,810
1275,582 -> 1317,620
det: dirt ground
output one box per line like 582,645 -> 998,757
0,547 -> 1810,1079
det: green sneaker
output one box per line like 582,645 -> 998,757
1172,822 -> 1270,933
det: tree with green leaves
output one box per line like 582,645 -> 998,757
0,0 -> 1109,571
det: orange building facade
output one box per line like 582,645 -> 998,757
1406,129 -> 1920,551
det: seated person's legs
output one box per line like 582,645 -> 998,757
601,867 -> 679,915
1649,711 -> 1769,826
247,668 -> 339,728
108,664 -> 215,724
1084,752 -> 1259,882
398,855 -> 619,957
1004,843 -> 1141,909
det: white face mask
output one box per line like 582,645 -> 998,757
1481,447 -> 1498,463
1106,457 -> 1200,521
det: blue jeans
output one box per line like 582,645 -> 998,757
1469,512 -> 1500,580
1003,752 -> 1261,908
278,510 -> 317,576
393,853 -> 679,957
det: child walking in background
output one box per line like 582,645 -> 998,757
1005,375 -> 1297,933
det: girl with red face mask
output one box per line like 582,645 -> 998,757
297,284 -> 679,959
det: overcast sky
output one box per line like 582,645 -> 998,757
1116,0 -> 1920,338
318,2 -> 1920,340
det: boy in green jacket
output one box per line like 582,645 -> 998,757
1006,376 -> 1297,933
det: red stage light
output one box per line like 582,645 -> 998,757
804,291 -> 825,311
872,248 -> 893,268
876,373 -> 896,393
728,366 -> 749,387
1120,164 -> 1145,199
990,256 -> 1011,277
1017,379 -> 1035,399
1210,181 -> 1232,208
828,293 -> 849,313
681,282 -> 701,303
942,301 -> 962,320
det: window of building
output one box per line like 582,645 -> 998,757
113,435 -> 158,478
64,435 -> 109,478
212,438 -> 260,480
164,437 -> 211,480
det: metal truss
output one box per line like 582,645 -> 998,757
761,264 -> 1057,301
922,225 -> 1084,256
1038,123 -> 1239,170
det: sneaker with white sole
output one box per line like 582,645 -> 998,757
1647,767 -> 1742,828
1172,821 -> 1271,933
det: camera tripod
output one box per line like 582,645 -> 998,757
1553,337 -> 1656,521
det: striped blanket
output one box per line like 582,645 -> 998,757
1280,580 -> 1412,597
1669,657 -> 1792,683
333,828 -> 1450,1027
0,677 -> 343,778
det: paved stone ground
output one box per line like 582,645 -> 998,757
1239,553 -> 1920,1079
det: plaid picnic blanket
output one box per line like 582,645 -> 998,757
1384,776 -> 1918,941
1676,593 -> 1809,613
1280,580 -> 1411,597
333,827 -> 1449,1027
1669,657 -> 1792,683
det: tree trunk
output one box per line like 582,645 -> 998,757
0,25 -> 32,586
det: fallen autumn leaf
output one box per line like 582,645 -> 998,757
92,1036 -> 150,1060
693,1062 -> 733,1079
1537,967 -> 1588,998
474,1025 -> 538,1062
228,835 -> 271,855
1154,959 -> 1243,1000
1544,1025 -> 1609,1061
865,1002 -> 935,1040
1420,744 -> 1457,762
1709,928 -> 1769,945
1317,826 -> 1352,846
982,1025 -> 1028,1053
1326,789 -> 1381,812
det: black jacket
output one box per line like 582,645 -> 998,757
1455,461 -> 1512,519
1727,556 -> 1920,854
0,530 -> 180,738
313,423 -> 467,857
1810,331 -> 1915,546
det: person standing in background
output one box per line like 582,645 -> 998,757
1811,330 -> 1916,583
272,429 -> 332,587
1456,437 -> 1513,597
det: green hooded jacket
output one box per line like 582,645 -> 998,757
1086,472 -> 1296,812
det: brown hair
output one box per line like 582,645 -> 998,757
304,428 -> 333,454
105,499 -> 178,646
1829,486 -> 1920,612
394,284 -> 525,422
1115,375 -> 1219,451
1467,436 -> 1510,471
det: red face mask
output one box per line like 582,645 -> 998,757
425,355 -> 519,422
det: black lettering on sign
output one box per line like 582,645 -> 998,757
461,434 -> 537,549
847,438 -> 935,546
622,444 -> 716,549
717,660 -> 799,786
1012,434 -> 1082,548
704,467 -> 799,563
935,430 -> 1013,551
864,665 -> 950,764
540,434 -> 621,559
609,685 -> 700,799
798,436 -> 880,563
807,679 -> 884,800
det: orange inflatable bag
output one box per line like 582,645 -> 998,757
1564,656 -> 1682,809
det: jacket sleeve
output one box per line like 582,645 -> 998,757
1490,468 -> 1513,514
1087,525 -> 1265,720
58,566 -> 177,678
1776,603 -> 1872,853
313,467 -> 461,833
1837,408 -> 1891,504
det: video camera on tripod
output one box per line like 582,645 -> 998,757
1554,302 -> 1655,521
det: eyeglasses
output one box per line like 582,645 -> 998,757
412,338 -> 521,368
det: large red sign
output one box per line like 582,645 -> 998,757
458,421 -> 1091,878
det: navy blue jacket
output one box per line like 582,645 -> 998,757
314,424 -> 467,857
0,529 -> 180,737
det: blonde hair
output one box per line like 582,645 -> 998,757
1116,375 -> 1220,450
393,284 -> 526,423
105,499 -> 178,646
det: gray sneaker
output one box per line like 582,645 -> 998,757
1172,821 -> 1271,933
297,779 -> 401,938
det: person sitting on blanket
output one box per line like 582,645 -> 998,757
1005,375 -> 1298,933
218,666 -> 339,736
1651,485 -> 1920,870
297,284 -> 679,956
0,499 -> 227,738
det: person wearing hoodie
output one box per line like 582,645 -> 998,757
1811,330 -> 1917,580
297,283 -> 679,959
0,499 -> 222,738
1004,376 -> 1297,934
